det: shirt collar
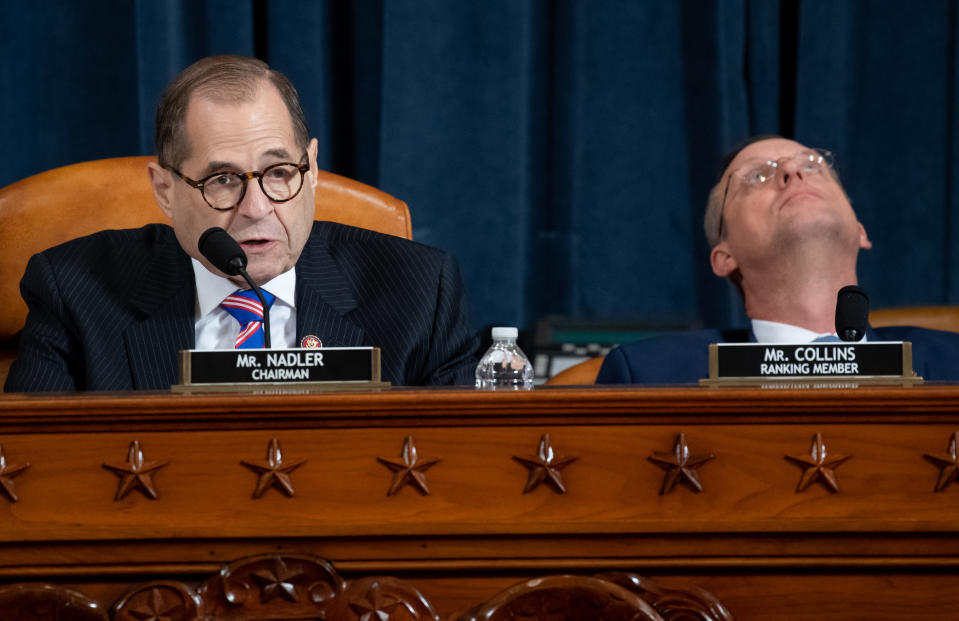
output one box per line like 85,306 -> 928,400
192,258 -> 297,317
750,318 -> 865,343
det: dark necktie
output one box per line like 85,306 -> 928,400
220,289 -> 276,349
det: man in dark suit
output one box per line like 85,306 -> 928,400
598,136 -> 959,384
4,55 -> 477,392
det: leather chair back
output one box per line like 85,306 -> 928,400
545,356 -> 606,385
869,305 -> 959,333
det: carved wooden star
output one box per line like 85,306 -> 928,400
785,432 -> 850,493
513,434 -> 577,494
377,436 -> 441,496
348,581 -> 404,621
241,438 -> 306,499
924,430 -> 959,492
250,558 -> 305,603
0,445 -> 30,503
102,441 -> 168,501
648,433 -> 715,494
128,587 -> 183,621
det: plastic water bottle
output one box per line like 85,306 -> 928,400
475,327 -> 534,390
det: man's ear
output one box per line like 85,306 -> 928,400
710,241 -> 738,278
857,221 -> 872,250
147,162 -> 175,219
307,137 -> 319,192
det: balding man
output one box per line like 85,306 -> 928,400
598,136 -> 959,384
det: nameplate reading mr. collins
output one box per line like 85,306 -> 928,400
702,342 -> 918,387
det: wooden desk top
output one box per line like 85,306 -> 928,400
3,383 -> 959,430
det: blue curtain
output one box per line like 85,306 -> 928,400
2,0 -> 957,335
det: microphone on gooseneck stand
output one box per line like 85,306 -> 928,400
835,285 -> 869,342
198,227 -> 272,349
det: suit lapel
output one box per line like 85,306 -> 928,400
123,234 -> 195,389
295,223 -> 367,348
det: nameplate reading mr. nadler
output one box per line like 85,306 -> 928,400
704,341 -> 919,387
176,347 -> 382,388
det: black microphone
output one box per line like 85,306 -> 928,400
198,227 -> 272,349
835,285 -> 869,342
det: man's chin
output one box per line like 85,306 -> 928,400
777,216 -> 854,249
781,205 -> 845,230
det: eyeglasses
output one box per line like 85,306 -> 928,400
716,148 -> 835,241
169,156 -> 310,211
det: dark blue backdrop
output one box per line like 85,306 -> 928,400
3,1 -> 958,336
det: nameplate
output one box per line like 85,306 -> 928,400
173,347 -> 388,392
701,341 -> 921,387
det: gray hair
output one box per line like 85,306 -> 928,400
155,55 -> 310,169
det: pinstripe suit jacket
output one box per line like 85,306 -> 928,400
4,222 -> 478,392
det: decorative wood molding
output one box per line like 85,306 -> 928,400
114,553 -> 440,619
599,571 -> 735,621
0,444 -> 29,503
344,576 -> 438,620
101,440 -> 168,501
240,437 -> 306,499
457,574 -> 665,621
512,433 -> 577,494
0,554 -> 731,621
647,433 -> 715,494
456,572 -> 734,621
785,432 -> 851,493
0,583 -> 107,621
112,581 -> 199,621
924,430 -> 959,492
376,435 -> 441,496
199,554 -> 342,617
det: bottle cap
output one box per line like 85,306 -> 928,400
491,326 -> 518,339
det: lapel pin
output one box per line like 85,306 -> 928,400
300,335 -> 322,349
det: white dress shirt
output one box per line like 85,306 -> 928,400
192,259 -> 297,349
751,319 -> 866,343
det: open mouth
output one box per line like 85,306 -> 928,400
241,239 -> 271,246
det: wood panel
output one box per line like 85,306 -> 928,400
1,385 -> 959,619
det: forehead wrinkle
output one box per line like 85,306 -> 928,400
262,147 -> 293,160
183,92 -> 299,171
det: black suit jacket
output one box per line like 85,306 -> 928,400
5,222 -> 478,391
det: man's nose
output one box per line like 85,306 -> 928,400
236,178 -> 274,219
776,157 -> 804,187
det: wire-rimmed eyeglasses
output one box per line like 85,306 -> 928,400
169,155 -> 310,212
716,148 -> 835,241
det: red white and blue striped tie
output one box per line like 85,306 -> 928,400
220,289 -> 276,349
